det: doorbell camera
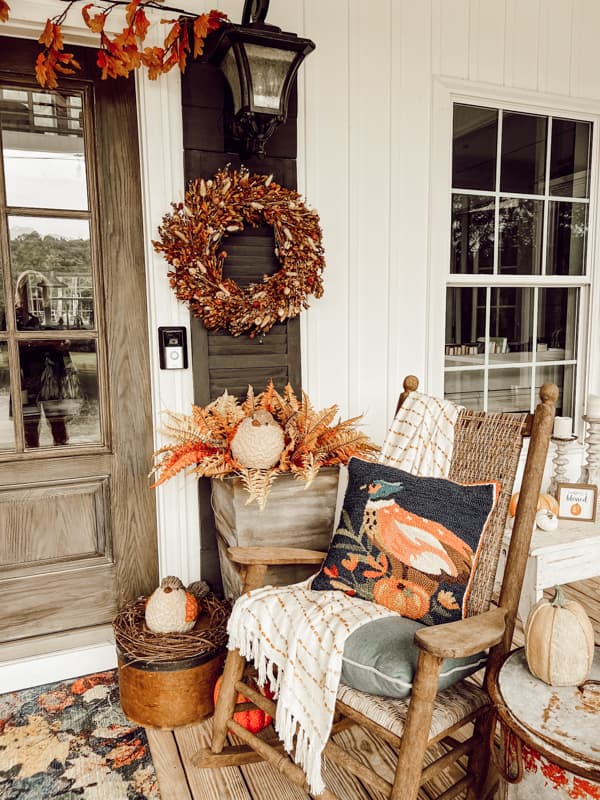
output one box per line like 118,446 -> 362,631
158,326 -> 188,370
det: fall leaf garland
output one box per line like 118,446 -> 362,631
1,0 -> 227,89
153,167 -> 326,338
151,382 -> 379,510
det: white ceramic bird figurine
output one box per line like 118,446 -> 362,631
145,576 -> 199,634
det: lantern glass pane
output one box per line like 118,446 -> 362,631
245,44 -> 295,112
222,49 -> 243,114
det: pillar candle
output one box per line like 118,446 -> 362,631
587,394 -> 600,418
553,416 -> 572,439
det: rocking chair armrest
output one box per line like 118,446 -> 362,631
226,546 -> 327,567
414,607 -> 508,659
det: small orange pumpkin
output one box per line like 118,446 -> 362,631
508,492 -> 559,518
213,675 -> 274,733
372,577 -> 431,619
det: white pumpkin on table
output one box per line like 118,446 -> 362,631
525,585 -> 595,686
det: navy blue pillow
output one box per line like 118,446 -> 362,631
311,457 -> 498,625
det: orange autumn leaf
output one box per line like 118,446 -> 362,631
82,4 -> 107,34
54,51 -> 82,76
141,45 -> 166,79
0,0 -> 10,23
134,7 -> 150,40
163,19 -> 181,50
125,0 -> 141,27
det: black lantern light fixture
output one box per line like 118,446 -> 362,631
208,0 -> 315,158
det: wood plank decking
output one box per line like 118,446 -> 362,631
146,578 -> 600,800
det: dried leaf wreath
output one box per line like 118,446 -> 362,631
151,382 -> 379,509
153,166 -> 325,338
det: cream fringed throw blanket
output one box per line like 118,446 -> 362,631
227,580 -> 396,794
378,389 -> 460,477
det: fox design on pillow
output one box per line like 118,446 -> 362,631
363,480 -> 474,581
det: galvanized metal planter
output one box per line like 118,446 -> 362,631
491,648 -> 600,798
211,467 -> 340,599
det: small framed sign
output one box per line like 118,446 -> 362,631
556,483 -> 598,522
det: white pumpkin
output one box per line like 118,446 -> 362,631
535,508 -> 559,531
231,410 -> 284,469
525,585 -> 594,686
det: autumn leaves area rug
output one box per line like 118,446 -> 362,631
0,670 -> 160,799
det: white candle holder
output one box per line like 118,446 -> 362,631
578,415 -> 600,489
548,434 -> 578,497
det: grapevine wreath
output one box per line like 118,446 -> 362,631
153,166 -> 325,337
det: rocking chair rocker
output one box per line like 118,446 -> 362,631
194,376 -> 557,800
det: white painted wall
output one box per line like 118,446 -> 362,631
297,0 -> 600,448
3,0 -> 600,689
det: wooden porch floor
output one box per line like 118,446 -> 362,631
145,577 -> 600,800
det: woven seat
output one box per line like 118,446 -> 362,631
195,375 -> 557,800
337,679 -> 488,743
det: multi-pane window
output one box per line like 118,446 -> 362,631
444,103 -> 591,415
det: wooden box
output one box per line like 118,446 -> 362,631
211,467 -> 340,598
118,647 -> 225,730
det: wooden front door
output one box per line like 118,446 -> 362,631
0,39 -> 158,649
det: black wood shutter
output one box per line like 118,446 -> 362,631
180,61 -> 303,587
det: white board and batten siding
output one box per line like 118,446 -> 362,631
295,0 -> 600,447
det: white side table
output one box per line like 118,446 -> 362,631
496,520 -> 600,623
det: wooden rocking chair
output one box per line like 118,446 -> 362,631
194,376 -> 557,800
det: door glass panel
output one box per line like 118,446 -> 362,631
0,88 -> 87,210
546,201 -> 587,275
500,112 -> 547,195
452,104 -> 498,191
550,119 -> 591,198
498,198 -> 543,275
445,287 -> 486,365
19,338 -> 100,449
8,216 -> 94,330
538,287 -> 578,360
0,341 -> 14,450
451,195 -> 495,274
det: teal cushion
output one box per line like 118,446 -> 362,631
341,616 -> 486,699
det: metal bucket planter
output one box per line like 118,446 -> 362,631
211,466 -> 340,599
490,648 -> 600,798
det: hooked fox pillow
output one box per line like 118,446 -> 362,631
311,457 -> 499,626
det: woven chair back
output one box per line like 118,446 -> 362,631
447,409 -> 528,617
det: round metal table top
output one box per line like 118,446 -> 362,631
493,648 -> 600,777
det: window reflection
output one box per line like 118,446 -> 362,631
452,105 -> 498,191
500,112 -> 546,195
9,217 -> 95,331
0,87 -> 87,211
538,288 -> 578,359
451,195 -> 495,274
0,341 -> 14,450
445,287 -> 486,364
19,338 -> 100,449
498,198 -> 543,275
550,119 -> 591,198
546,201 -> 587,275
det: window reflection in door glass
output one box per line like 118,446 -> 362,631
19,338 -> 101,448
0,88 -> 88,211
0,341 -> 14,450
8,216 -> 95,331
